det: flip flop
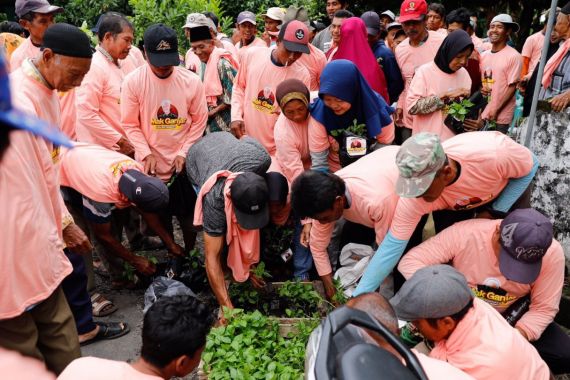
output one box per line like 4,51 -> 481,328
91,293 -> 118,317
80,322 -> 130,346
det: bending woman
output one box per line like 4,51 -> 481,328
406,29 -> 473,141
309,59 -> 394,171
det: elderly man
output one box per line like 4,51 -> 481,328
1,24 -> 94,374
121,24 -> 208,256
186,132 -> 272,314
230,20 -> 310,157
391,265 -> 551,380
399,208 -> 570,374
10,0 -> 62,71
190,25 -> 239,133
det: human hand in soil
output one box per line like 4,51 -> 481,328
131,255 -> 156,276
249,272 -> 266,289
230,121 -> 246,139
550,91 -> 570,112
167,242 -> 185,257
321,274 -> 337,302
300,223 -> 312,247
143,154 -> 158,176
63,223 -> 93,254
173,155 -> 185,174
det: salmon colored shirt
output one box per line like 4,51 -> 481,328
471,34 -> 485,52
0,130 -> 72,319
413,350 -> 475,380
221,39 -> 239,61
310,146 -> 401,276
122,45 -> 146,71
59,143 -> 143,208
58,357 -> 162,380
407,62 -> 471,141
274,113 -> 313,184
521,31 -> 545,79
185,49 -> 203,77
231,46 -> 310,155
399,219 -> 565,341
297,44 -> 327,91
390,132 -> 533,241
480,45 -> 522,125
0,347 -> 55,380
121,64 -> 208,181
430,298 -> 550,380
395,31 -> 446,128
307,117 -> 342,173
235,37 -> 267,62
76,50 -> 132,148
9,37 -> 39,72
58,89 -> 77,140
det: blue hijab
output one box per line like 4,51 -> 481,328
309,59 -> 394,138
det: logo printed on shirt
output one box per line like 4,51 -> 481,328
155,40 -> 172,51
109,159 -> 137,177
252,86 -> 276,114
151,99 -> 187,130
452,194 -> 494,211
471,283 -> 517,308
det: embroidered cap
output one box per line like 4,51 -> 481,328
278,20 -> 310,54
499,209 -> 553,284
118,169 -> 169,212
143,23 -> 179,67
399,0 -> 428,23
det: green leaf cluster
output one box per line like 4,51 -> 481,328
278,280 -> 324,318
329,119 -> 367,138
445,99 -> 475,122
203,308 -> 319,380
53,0 -> 131,29
331,278 -> 348,305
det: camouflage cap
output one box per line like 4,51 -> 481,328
395,132 -> 446,198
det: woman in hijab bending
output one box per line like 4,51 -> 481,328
309,59 -> 394,171
333,17 -> 389,102
406,29 -> 473,141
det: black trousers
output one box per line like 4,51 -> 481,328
61,249 -> 96,335
531,322 -> 570,375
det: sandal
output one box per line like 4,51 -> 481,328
80,322 -> 130,346
91,293 -> 118,317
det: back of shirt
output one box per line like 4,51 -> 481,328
58,357 -> 162,380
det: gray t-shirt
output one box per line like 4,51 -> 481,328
186,132 -> 271,236
312,25 -> 332,53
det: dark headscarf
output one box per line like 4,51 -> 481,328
309,59 -> 394,138
276,79 -> 310,109
434,29 -> 474,74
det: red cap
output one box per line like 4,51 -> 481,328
399,0 -> 428,23
278,20 -> 310,54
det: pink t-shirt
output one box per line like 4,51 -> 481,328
185,49 -> 203,77
76,50 -> 132,148
58,89 -> 77,140
399,218 -> 565,341
310,146 -> 401,276
406,61 -> 471,141
121,64 -> 208,181
231,47 -> 310,155
306,116 -> 342,173
395,31 -> 446,128
390,131 -> 533,241
471,34 -> 485,53
221,39 -> 239,61
413,350 -> 475,380
430,298 -> 550,380
9,37 -> 39,72
521,31 -> 545,79
59,143 -> 143,208
0,347 -> 55,380
480,45 -> 522,125
297,44 -> 327,91
122,45 -> 146,71
0,131 -> 72,319
235,37 -> 267,63
274,113 -> 312,184
58,357 -> 162,380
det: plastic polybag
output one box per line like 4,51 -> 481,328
143,276 -> 197,313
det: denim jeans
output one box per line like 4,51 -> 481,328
293,219 -> 313,280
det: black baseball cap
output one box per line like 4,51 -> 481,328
119,169 -> 169,212
230,172 -> 270,230
143,23 -> 179,67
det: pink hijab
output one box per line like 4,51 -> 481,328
333,17 -> 389,102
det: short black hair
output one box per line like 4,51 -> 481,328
428,3 -> 446,18
446,8 -> 472,30
291,170 -> 345,218
0,21 -> 28,36
97,12 -> 133,41
141,295 -> 214,368
426,298 -> 473,328
19,12 -> 37,23
338,0 -> 350,7
334,10 -> 354,19
203,11 -> 219,27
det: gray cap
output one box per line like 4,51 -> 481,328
15,0 -> 63,18
490,14 -> 520,33
361,11 -> 381,36
183,13 -> 216,30
387,21 -> 402,31
381,10 -> 396,21
390,265 -> 474,321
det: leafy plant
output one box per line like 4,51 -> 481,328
331,278 -> 348,305
329,119 -> 367,138
203,308 -> 319,379
53,0 -> 131,29
445,99 -> 475,122
278,280 -> 324,317
252,261 -> 271,279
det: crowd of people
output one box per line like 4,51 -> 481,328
1,0 -> 569,378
